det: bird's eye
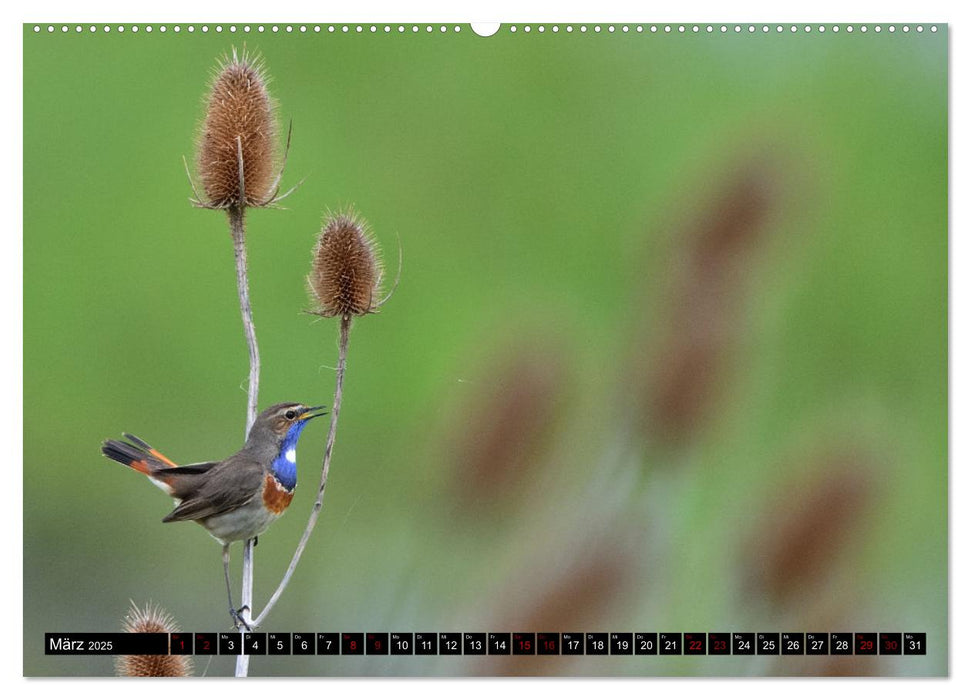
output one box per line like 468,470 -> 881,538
284,409 -> 297,420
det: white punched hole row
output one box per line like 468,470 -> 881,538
32,24 -> 466,34
31,24 -> 941,36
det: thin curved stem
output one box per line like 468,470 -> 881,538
254,314 -> 351,627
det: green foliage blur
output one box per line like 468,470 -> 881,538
23,24 -> 946,676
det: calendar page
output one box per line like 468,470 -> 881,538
22,20 -> 947,678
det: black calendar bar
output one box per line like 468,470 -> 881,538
44,632 -> 928,655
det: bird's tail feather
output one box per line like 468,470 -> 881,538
101,434 -> 177,476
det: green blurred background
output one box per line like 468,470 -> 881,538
23,24 -> 946,676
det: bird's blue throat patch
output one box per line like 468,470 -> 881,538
271,421 -> 308,491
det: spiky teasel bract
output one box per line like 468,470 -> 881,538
195,47 -> 283,210
115,601 -> 193,677
308,209 -> 390,318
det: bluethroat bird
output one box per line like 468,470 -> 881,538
101,402 -> 327,627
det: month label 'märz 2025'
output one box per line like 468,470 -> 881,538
45,633 -> 168,655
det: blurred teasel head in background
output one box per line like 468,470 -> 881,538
744,447 -> 875,607
632,158 -> 783,451
447,344 -> 568,513
479,536 -> 637,675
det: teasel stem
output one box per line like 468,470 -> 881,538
254,314 -> 351,628
191,48 -> 285,678
227,204 -> 261,677
237,539 -> 254,677
229,205 -> 261,434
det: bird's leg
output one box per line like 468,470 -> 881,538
222,543 -> 252,631
222,544 -> 236,621
253,536 -> 259,548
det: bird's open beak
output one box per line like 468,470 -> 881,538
299,405 -> 328,420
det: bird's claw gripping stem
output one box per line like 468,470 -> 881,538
230,604 -> 254,632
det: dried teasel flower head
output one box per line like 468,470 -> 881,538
196,47 -> 278,209
115,601 -> 193,677
309,209 -> 393,319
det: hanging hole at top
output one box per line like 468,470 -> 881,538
471,23 -> 501,37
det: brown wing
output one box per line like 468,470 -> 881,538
161,455 -> 264,523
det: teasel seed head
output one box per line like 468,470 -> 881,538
115,601 -> 193,677
197,47 -> 277,209
308,209 -> 388,319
